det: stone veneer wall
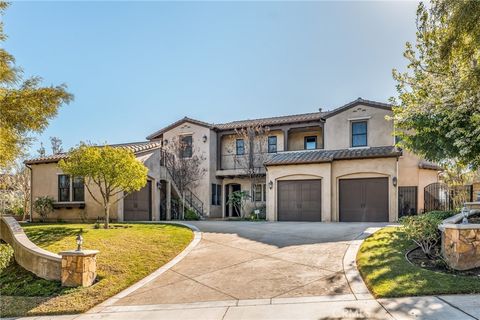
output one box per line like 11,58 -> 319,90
0,215 -> 61,280
442,227 -> 480,270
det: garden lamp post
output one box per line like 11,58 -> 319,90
76,233 -> 83,251
462,205 -> 469,224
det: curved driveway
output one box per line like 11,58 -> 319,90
110,221 -> 385,307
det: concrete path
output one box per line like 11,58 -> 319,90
13,222 -> 480,319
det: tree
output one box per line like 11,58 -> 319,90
59,144 -> 148,228
391,1 -> 480,169
33,196 -> 54,222
226,190 -> 250,219
0,2 -> 72,168
50,136 -> 63,154
162,136 -> 206,218
37,143 -> 46,157
233,125 -> 270,210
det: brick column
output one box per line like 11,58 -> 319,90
59,250 -> 99,287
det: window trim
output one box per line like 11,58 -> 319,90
211,183 -> 222,206
72,176 -> 85,202
268,136 -> 277,153
58,175 -> 70,202
180,135 -> 193,158
253,183 -> 266,202
58,175 -> 85,203
236,139 -> 245,155
304,136 -> 317,150
351,120 -> 368,148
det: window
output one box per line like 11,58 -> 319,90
253,183 -> 266,202
268,136 -> 277,153
181,135 -> 193,158
211,184 -> 222,205
352,121 -> 367,147
236,139 -> 245,155
58,175 -> 85,202
58,175 -> 70,202
304,136 -> 317,150
73,176 -> 85,202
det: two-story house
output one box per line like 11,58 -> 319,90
26,98 -> 440,223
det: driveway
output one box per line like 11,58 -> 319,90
109,221 -> 385,307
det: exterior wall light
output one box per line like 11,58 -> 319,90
202,135 -> 208,143
269,180 -> 273,190
76,233 -> 84,251
392,176 -> 397,187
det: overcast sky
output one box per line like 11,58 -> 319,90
3,1 -> 419,155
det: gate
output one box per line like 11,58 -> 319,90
424,183 -> 473,212
398,186 -> 417,217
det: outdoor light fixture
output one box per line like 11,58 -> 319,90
76,233 -> 84,251
392,176 -> 397,187
202,135 -> 208,143
268,180 -> 273,190
462,205 -> 470,224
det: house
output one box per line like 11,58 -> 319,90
26,98 -> 440,222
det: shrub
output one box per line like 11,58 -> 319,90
33,196 -> 54,222
0,243 -> 14,273
184,208 -> 200,220
400,211 -> 456,259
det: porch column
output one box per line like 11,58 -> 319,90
166,181 -> 172,220
283,128 -> 289,151
222,181 -> 226,218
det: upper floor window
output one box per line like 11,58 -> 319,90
58,175 -> 84,202
352,121 -> 368,147
236,139 -> 245,155
268,136 -> 277,153
304,136 -> 317,150
180,135 -> 193,158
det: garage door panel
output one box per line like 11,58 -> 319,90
278,180 -> 321,221
339,178 -> 388,222
124,181 -> 152,221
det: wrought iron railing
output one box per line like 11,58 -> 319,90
220,152 -> 272,171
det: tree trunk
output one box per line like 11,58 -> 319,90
104,202 -> 110,229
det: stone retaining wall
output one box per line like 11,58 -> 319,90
0,216 -> 61,280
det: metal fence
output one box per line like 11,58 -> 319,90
398,186 -> 418,217
424,182 -> 473,212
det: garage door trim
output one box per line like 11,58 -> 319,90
277,179 -> 322,222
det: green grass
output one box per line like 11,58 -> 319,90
0,223 -> 193,317
357,226 -> 480,298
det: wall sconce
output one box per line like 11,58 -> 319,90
163,139 -> 169,145
392,176 -> 397,187
268,180 -> 273,190
202,135 -> 208,143
156,181 -> 162,189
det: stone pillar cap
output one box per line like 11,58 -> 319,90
59,250 -> 100,256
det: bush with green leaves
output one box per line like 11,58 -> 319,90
0,243 -> 14,273
400,211 -> 456,259
184,208 -> 200,220
33,196 -> 54,222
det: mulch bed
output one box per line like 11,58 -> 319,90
407,246 -> 480,277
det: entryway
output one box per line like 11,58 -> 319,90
124,180 -> 152,221
225,183 -> 241,217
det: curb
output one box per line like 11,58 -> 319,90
342,227 -> 383,300
86,221 -> 202,313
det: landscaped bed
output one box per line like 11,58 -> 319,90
357,226 -> 480,298
0,223 -> 193,317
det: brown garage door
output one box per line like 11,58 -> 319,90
124,181 -> 152,221
278,180 -> 321,221
339,178 -> 388,222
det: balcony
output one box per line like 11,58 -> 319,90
217,153 -> 273,177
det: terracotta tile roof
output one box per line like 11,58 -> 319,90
264,146 -> 402,166
418,160 -> 444,171
214,111 -> 329,130
24,141 -> 161,165
146,117 -> 213,140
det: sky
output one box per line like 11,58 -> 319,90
3,1 -> 419,156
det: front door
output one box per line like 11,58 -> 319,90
225,184 -> 241,217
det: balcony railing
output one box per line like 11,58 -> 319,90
220,152 -> 273,171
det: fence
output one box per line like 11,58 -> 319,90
424,183 -> 473,212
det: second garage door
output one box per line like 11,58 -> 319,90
339,177 -> 388,222
278,180 -> 321,221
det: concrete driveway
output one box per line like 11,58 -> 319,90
110,221 -> 385,307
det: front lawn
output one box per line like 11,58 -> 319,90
0,223 -> 193,317
357,226 -> 480,298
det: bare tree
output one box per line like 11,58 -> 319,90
37,142 -> 46,157
162,136 -> 206,217
233,125 -> 270,214
0,160 -> 30,220
50,136 -> 63,154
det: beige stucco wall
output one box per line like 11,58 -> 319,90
266,157 -> 398,222
162,121 -> 219,217
266,163 -> 332,222
324,105 -> 394,150
221,177 -> 266,218
398,151 -> 439,213
287,128 -> 323,151
30,149 -> 162,222
30,162 -> 120,222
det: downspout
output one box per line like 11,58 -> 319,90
25,163 -> 33,222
